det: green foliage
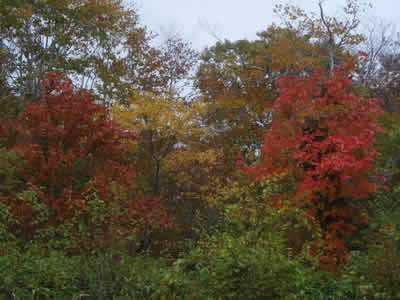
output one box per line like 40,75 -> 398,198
0,148 -> 24,242
0,245 -> 170,299
169,232 -> 309,299
0,246 -> 81,299
344,209 -> 400,299
0,148 -> 24,195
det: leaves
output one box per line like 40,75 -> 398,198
245,67 -> 384,272
0,73 -> 169,249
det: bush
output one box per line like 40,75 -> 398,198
0,245 -> 174,299
153,196 -> 318,300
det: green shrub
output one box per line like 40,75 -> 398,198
152,196 -> 318,300
0,247 -> 82,299
340,210 -> 400,299
0,245 -> 174,300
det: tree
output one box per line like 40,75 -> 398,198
355,25 -> 400,194
243,66 -> 384,272
356,20 -> 395,90
0,0 -> 197,107
112,91 -> 208,196
274,0 -> 366,71
1,0 -> 134,100
112,91 -> 220,253
0,73 -> 169,251
195,0 -> 367,182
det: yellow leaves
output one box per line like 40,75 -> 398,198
259,25 -> 322,74
111,90 -> 220,202
162,147 -> 222,200
206,168 -> 251,207
165,148 -> 218,170
112,91 -> 207,142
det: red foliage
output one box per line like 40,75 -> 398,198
244,68 -> 384,272
0,73 -> 169,244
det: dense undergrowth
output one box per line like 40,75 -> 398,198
0,175 -> 399,299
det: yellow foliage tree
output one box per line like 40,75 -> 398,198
112,91 -> 221,251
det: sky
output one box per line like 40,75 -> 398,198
131,0 -> 400,51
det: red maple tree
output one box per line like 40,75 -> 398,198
244,67 -> 384,271
0,73 -> 169,248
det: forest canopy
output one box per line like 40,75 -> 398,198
0,0 -> 400,299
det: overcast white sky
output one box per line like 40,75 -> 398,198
131,0 -> 400,50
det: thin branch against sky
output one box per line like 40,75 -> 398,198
131,0 -> 400,50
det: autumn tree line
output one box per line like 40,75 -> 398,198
0,0 -> 399,298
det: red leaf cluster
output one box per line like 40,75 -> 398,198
0,73 -> 169,244
244,68 -> 384,272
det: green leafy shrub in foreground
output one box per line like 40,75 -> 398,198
154,198 -> 318,300
0,246 -> 172,299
